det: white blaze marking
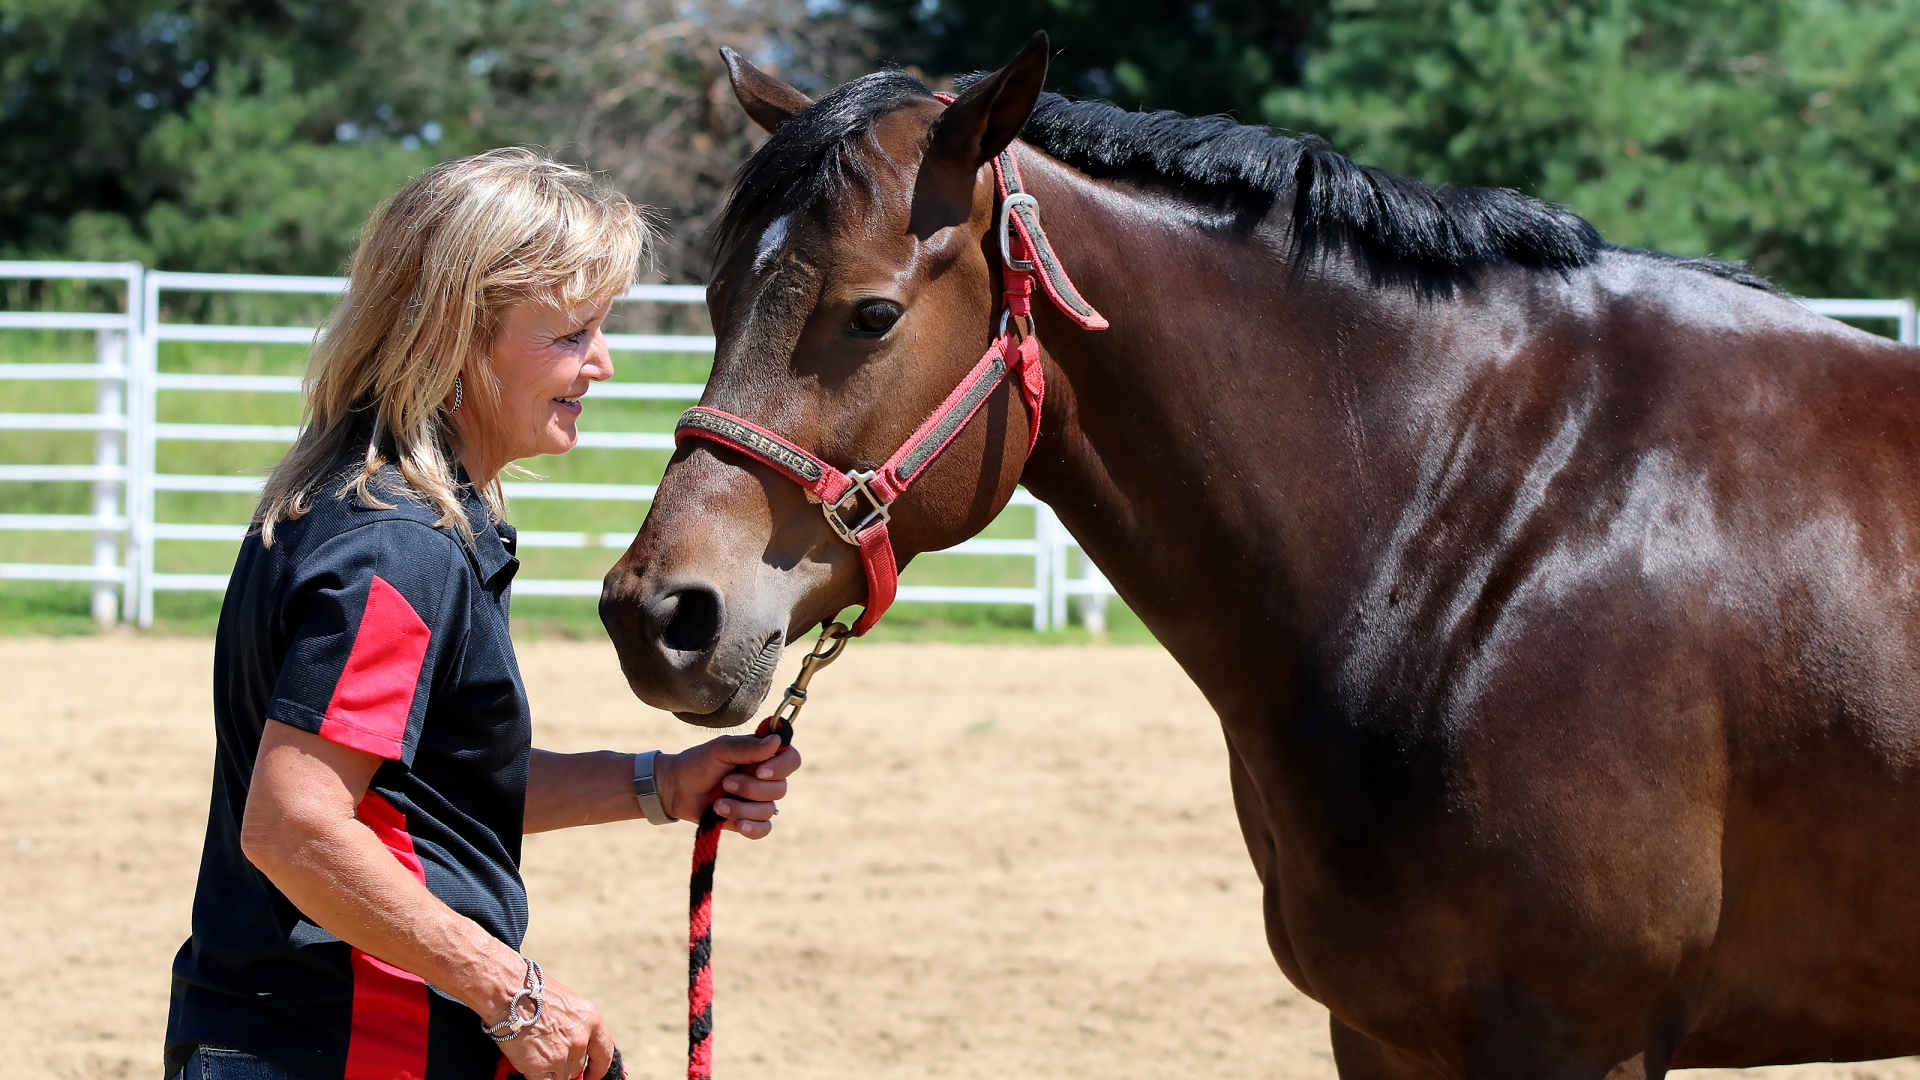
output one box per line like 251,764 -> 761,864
753,213 -> 794,273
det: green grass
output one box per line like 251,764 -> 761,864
0,581 -> 114,636
0,328 -> 1153,644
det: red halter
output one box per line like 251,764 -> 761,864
675,139 -> 1108,636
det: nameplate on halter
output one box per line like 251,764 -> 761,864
676,408 -> 826,484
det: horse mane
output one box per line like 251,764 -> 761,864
714,69 -> 1773,295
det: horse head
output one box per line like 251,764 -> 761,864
600,34 -> 1053,726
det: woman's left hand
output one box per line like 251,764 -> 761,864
657,734 -> 802,837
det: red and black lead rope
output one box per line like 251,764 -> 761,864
686,623 -> 850,1080
686,713 -> 789,1080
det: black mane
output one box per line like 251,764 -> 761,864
715,71 -> 1771,294
1011,89 -> 1602,290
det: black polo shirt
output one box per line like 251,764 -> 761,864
166,467 -> 529,1080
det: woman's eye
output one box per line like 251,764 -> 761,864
850,300 -> 902,336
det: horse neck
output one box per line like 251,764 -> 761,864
1012,150 -> 1436,706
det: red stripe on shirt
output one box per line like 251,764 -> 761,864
356,789 -> 427,884
320,574 -> 431,760
345,792 -> 431,1080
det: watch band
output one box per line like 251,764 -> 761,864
632,750 -> 675,825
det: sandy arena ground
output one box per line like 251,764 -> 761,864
4,636 -> 1918,1080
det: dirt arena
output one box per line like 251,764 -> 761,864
4,636 -> 1917,1080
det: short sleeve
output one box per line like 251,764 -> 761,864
267,520 -> 470,765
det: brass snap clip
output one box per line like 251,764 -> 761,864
772,621 -> 853,728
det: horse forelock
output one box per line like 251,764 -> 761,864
712,69 -> 935,273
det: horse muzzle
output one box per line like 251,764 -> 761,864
599,564 -> 787,727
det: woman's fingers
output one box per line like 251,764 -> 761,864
707,737 -> 801,777
712,797 -> 778,838
710,732 -> 783,765
719,773 -> 786,802
748,744 -> 802,781
658,737 -> 803,824
585,1028 -> 618,1080
722,815 -> 775,839
712,798 -> 777,822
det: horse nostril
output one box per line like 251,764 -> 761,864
658,586 -> 723,654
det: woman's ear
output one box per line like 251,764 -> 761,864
722,47 -> 813,134
911,31 -> 1050,235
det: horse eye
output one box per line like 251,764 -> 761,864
850,300 -> 903,336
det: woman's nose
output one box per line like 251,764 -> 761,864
586,332 -> 614,381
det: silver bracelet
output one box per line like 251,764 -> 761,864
632,750 -> 676,825
482,957 -> 545,1043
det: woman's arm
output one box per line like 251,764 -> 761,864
242,719 -> 615,1080
523,736 -> 802,835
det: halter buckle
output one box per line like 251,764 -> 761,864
997,193 -> 1038,272
823,469 -> 891,546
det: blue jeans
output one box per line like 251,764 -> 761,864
170,1048 -> 299,1080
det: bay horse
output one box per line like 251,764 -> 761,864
599,31 -> 1920,1079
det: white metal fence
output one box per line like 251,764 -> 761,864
4,264 -> 1913,633
1802,298 -> 1918,347
0,261 -> 140,627
0,262 -> 1117,631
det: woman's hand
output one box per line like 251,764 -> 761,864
657,734 -> 802,837
494,970 -> 616,1080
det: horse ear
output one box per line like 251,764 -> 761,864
721,47 -> 813,134
912,31 -> 1049,236
930,31 -> 1049,167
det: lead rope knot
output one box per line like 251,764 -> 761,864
687,622 -> 852,1080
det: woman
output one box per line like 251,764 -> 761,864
164,149 -> 796,1080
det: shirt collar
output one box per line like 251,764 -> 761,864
456,468 -> 518,586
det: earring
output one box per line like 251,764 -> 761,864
449,374 -> 464,414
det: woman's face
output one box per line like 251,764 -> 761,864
469,295 -> 616,470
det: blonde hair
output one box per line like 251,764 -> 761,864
256,147 -> 650,546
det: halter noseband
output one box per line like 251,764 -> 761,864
675,127 -> 1108,636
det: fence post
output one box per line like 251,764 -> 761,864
1039,503 -> 1068,632
1031,501 -> 1054,632
133,269 -> 159,628
1903,299 -> 1917,348
92,329 -> 125,626
1078,559 -> 1111,635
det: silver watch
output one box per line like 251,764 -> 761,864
632,750 -> 675,825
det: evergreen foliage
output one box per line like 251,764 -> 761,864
0,0 -> 860,280
861,0 -> 1326,120
4,0 -> 1918,297
1263,0 -> 1920,298
1,0 -> 498,274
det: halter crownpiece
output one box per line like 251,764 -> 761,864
674,120 -> 1108,636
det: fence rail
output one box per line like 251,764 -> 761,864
1801,298 -> 1918,346
7,263 -> 1915,632
1,262 -> 1118,631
